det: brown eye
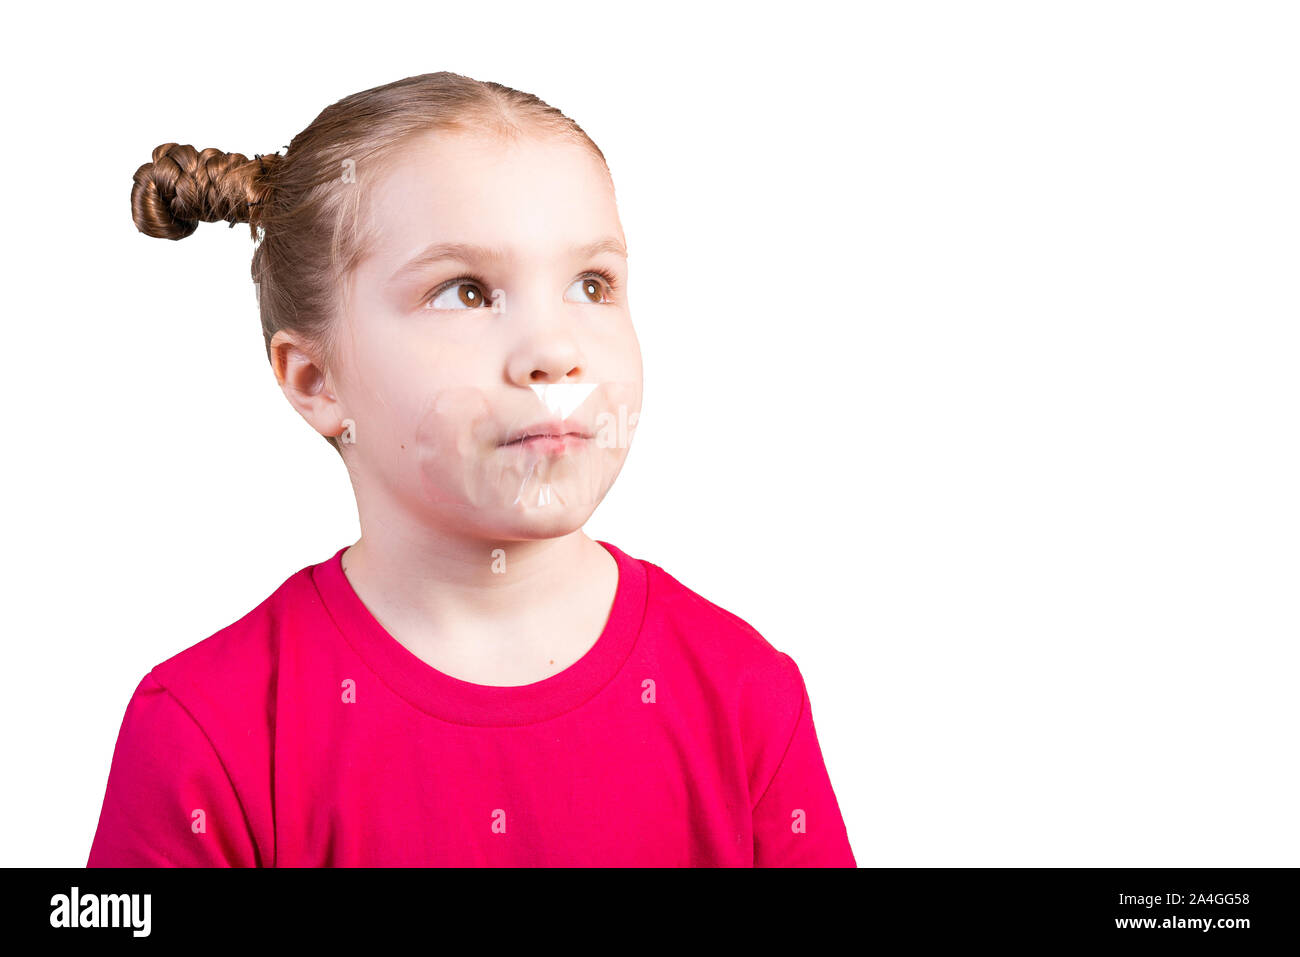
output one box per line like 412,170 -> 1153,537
564,275 -> 611,304
427,281 -> 488,310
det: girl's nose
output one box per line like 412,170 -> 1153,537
528,363 -> 583,384
504,301 -> 587,386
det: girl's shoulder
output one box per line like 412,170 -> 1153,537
633,550 -> 807,694
144,560 -> 321,725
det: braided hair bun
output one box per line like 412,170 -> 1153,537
130,143 -> 281,240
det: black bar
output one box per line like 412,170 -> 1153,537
7,867 -> 1294,945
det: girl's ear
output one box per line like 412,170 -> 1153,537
269,329 -> 348,442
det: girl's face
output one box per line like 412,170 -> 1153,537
333,130 -> 642,541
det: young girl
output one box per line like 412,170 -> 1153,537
89,72 -> 856,867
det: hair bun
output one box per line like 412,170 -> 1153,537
130,143 -> 279,240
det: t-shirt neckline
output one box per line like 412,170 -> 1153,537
309,539 -> 647,727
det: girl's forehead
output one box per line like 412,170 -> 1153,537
364,132 -> 621,265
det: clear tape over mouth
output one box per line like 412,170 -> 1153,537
411,380 -> 641,517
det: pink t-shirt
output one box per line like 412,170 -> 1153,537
87,541 -> 856,867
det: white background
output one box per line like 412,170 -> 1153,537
1,0 -> 1295,867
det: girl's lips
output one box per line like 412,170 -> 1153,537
500,417 -> 593,448
501,433 -> 590,455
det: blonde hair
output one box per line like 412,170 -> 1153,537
130,71 -> 610,454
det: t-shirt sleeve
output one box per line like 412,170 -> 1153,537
87,673 -> 260,867
751,654 -> 857,867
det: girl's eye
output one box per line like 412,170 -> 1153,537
564,272 -> 616,304
422,270 -> 618,311
425,281 -> 488,310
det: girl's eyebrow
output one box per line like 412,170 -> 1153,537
389,237 -> 627,284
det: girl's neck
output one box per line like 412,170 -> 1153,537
338,527 -> 618,686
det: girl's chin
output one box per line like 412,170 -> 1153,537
415,497 -> 598,541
